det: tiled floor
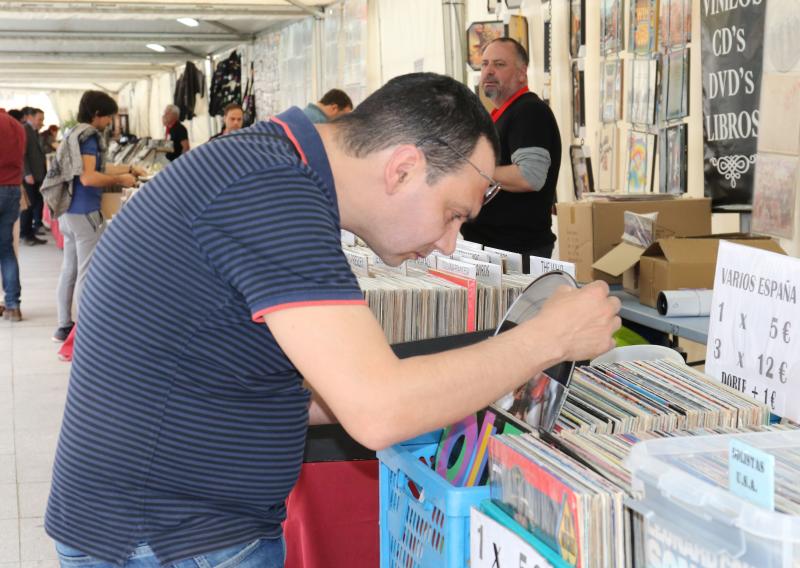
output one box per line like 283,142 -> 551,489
1,235 -> 68,568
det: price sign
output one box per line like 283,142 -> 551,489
706,241 -> 800,420
470,508 -> 556,568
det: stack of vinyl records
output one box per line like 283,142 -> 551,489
344,243 -> 536,343
490,423 -> 799,568
553,359 -> 771,435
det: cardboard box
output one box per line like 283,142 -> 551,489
557,197 -> 711,283
100,192 -> 123,219
637,234 -> 786,308
592,241 -> 645,295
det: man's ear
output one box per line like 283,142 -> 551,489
384,144 -> 423,196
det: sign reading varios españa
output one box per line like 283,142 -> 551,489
706,241 -> 800,421
701,0 -> 767,206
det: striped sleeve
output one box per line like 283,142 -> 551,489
191,166 -> 364,322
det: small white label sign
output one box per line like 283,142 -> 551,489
529,256 -> 576,279
343,249 -> 369,277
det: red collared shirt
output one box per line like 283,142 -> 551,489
490,86 -> 530,123
0,110 -> 25,186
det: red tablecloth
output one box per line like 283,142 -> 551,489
43,207 -> 64,249
284,460 -> 379,568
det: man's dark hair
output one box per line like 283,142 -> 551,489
8,109 -> 23,122
485,37 -> 529,67
333,73 -> 499,184
319,89 -> 353,110
223,102 -> 243,115
23,107 -> 43,117
77,90 -> 118,123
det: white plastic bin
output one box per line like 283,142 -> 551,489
626,430 -> 800,568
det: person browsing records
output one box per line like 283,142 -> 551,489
161,104 -> 189,161
52,91 -> 142,343
45,73 -> 619,567
461,38 -> 562,272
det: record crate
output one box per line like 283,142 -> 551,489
626,430 -> 800,568
378,431 -> 490,568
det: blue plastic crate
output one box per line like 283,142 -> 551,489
378,431 -> 490,568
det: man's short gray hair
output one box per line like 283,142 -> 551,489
164,104 -> 180,116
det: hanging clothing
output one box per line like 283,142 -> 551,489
173,61 -> 205,121
209,51 -> 242,116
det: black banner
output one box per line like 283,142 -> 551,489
702,0 -> 766,206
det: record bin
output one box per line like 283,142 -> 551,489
378,430 -> 489,568
625,430 -> 800,567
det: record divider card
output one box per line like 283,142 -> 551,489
705,241 -> 800,421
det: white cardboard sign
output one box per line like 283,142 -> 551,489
705,241 -> 800,419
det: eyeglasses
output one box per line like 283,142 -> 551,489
418,137 -> 502,205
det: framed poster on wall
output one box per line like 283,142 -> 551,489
597,125 -> 619,191
752,153 -> 798,239
467,21 -> 505,71
570,145 -> 595,199
601,0 -> 624,55
466,17 -> 529,72
600,59 -> 623,123
629,57 -> 658,125
659,124 -> 688,194
572,60 -> 585,138
660,0 -> 691,50
507,15 -> 529,54
627,130 -> 657,193
665,48 -> 690,120
630,0 -> 658,54
570,0 -> 585,59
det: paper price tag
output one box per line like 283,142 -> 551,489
705,241 -> 800,420
729,438 -> 775,511
470,508 -> 556,568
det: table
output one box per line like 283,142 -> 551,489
613,289 -> 709,345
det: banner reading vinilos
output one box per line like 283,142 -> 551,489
701,0 -> 766,206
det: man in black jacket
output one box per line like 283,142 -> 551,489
21,107 -> 47,246
461,39 -> 561,272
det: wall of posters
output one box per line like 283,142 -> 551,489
702,1 -> 766,206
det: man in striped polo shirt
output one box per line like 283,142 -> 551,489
46,73 -> 620,567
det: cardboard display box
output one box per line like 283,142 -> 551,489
595,234 -> 786,308
556,197 -> 711,283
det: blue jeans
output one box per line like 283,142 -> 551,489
56,537 -> 285,568
0,185 -> 21,308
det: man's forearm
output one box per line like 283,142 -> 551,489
494,164 -> 535,192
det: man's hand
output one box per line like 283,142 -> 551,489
131,165 -> 148,178
117,173 -> 137,187
24,174 -> 34,185
529,280 -> 621,362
